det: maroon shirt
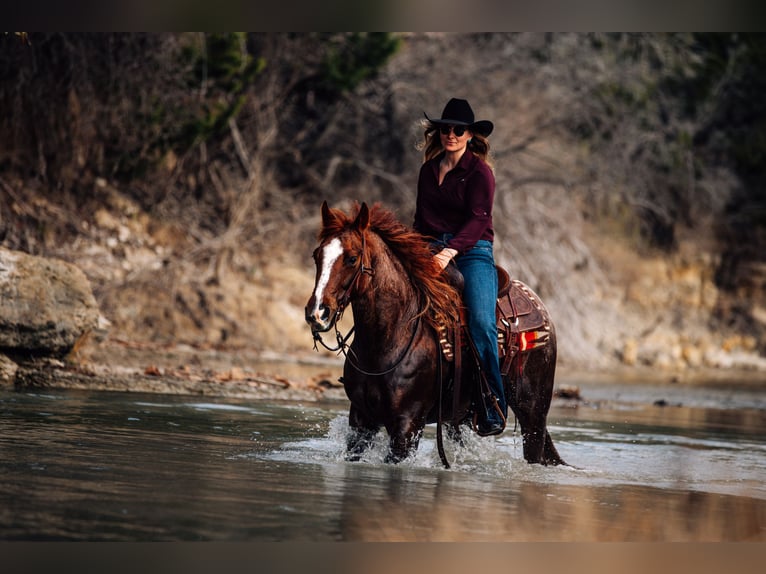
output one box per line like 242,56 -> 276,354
413,149 -> 495,254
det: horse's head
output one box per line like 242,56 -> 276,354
305,201 -> 371,333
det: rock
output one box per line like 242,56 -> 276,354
0,247 -> 100,356
681,344 -> 704,368
704,347 -> 766,371
620,339 -> 638,366
0,353 -> 18,386
554,385 -> 582,400
634,332 -> 676,368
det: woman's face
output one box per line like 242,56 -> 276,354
439,125 -> 472,153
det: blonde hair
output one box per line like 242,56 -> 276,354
419,120 -> 493,169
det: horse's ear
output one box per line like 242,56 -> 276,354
321,200 -> 337,229
354,202 -> 370,232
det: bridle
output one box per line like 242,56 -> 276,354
312,231 -> 373,351
311,230 -> 421,377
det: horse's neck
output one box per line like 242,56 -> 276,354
351,240 -> 419,347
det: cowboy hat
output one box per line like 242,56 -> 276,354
424,98 -> 494,137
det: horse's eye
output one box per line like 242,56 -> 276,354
347,255 -> 358,266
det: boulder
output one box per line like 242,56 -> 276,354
0,352 -> 18,386
0,247 -> 100,356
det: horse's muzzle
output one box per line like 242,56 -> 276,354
305,302 -> 333,333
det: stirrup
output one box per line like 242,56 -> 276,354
471,396 -> 507,436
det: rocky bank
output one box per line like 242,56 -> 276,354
1,242 -> 764,401
0,245 -> 342,400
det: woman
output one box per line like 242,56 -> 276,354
413,97 -> 507,437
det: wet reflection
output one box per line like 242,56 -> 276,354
319,459 -> 765,541
1,387 -> 764,541
553,400 -> 766,434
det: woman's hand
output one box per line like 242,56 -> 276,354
433,248 -> 458,271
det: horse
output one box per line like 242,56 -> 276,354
305,201 -> 565,467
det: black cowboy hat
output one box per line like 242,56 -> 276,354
424,98 -> 494,137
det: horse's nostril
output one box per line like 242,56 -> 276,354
305,303 -> 331,327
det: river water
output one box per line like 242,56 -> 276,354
1,375 -> 764,541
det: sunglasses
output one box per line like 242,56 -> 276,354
439,125 -> 467,137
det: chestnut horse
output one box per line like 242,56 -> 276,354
305,201 -> 564,466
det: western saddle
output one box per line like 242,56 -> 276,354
437,266 -> 552,379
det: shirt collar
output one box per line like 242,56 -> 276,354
436,148 -> 476,172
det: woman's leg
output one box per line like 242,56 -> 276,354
456,241 -> 507,433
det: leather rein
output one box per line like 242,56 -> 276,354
311,231 -> 421,377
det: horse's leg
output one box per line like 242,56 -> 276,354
543,430 -> 565,466
346,428 -> 378,461
508,349 -> 565,466
446,423 -> 466,446
345,405 -> 379,462
508,389 -> 544,463
384,416 -> 424,464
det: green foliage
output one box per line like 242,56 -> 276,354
177,33 -> 265,147
572,33 -> 766,250
717,35 -> 766,175
319,33 -> 400,95
683,34 -> 766,240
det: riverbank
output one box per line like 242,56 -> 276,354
6,338 -> 765,407
7,340 -> 344,403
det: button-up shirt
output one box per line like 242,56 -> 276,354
413,149 -> 495,254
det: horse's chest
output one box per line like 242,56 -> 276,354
344,377 -> 384,408
344,375 -> 413,416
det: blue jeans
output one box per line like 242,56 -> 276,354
436,237 -> 507,418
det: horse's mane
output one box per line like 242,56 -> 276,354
319,202 -> 461,329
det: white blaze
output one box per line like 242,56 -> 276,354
310,237 -> 343,318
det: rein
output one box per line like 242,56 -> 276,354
343,315 -> 421,377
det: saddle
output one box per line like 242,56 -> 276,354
494,266 -> 552,377
437,266 -> 552,378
